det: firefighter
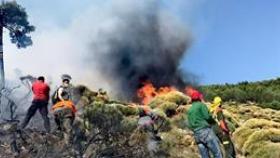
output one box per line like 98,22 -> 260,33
138,107 -> 161,141
52,92 -> 77,144
20,76 -> 50,133
52,74 -> 72,104
210,97 -> 236,158
187,90 -> 223,158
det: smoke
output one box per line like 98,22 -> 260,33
4,0 -> 193,100
82,0 -> 192,99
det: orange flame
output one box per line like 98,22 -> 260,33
185,86 -> 195,96
137,81 -> 157,105
137,81 -> 176,105
158,86 -> 176,95
137,82 -> 205,106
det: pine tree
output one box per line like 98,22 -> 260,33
0,1 -> 35,89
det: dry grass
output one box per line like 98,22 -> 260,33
223,103 -> 280,124
160,128 -> 199,158
233,118 -> 280,158
149,91 -> 190,109
79,87 -> 280,158
243,128 -> 280,158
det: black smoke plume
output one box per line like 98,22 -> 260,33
88,0 -> 192,100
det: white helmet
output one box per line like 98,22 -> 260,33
61,74 -> 72,81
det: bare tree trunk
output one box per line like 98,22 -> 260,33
0,25 -> 4,90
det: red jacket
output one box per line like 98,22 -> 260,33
32,80 -> 50,101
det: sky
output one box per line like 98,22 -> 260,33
179,0 -> 280,84
3,0 -> 280,86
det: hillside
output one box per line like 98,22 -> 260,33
0,86 -> 279,158
200,78 -> 280,110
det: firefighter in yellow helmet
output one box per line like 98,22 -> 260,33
210,96 -> 236,158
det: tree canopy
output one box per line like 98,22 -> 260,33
1,1 -> 35,48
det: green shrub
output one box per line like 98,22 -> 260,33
114,104 -> 138,116
121,117 -> 138,133
262,100 -> 280,110
83,102 -> 124,134
201,78 -> 280,110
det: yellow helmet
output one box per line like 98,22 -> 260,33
209,96 -> 222,113
213,96 -> 222,105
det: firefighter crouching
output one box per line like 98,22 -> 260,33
52,92 -> 77,144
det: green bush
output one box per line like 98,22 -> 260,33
201,78 -> 280,110
83,102 -> 124,134
114,104 -> 138,116
262,100 -> 280,110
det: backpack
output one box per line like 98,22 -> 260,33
51,86 -> 62,104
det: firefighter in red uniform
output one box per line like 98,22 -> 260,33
20,76 -> 51,132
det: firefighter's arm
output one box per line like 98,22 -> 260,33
51,102 -> 61,112
71,102 -> 77,113
217,110 -> 230,133
58,88 -> 64,101
201,104 -> 215,124
219,120 -> 230,133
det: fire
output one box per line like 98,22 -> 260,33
137,81 -> 157,105
137,82 -> 204,105
137,81 -> 176,105
158,86 -> 176,95
185,86 -> 195,96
